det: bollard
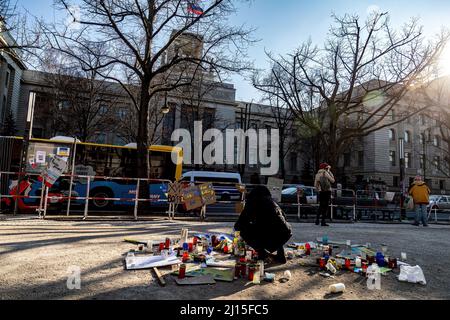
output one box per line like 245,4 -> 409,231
83,176 -> 91,220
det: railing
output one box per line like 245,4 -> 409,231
0,171 -> 171,221
2,171 -> 448,224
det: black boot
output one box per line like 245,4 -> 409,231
273,247 -> 287,264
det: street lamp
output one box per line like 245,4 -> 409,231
399,137 -> 406,221
162,92 -> 170,114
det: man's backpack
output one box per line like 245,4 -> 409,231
319,173 -> 332,192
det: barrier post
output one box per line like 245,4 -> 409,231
435,208 -> 438,223
42,186 -> 49,219
297,190 -> 301,221
83,176 -> 91,220
353,193 -> 357,222
37,178 -> 45,218
200,205 -> 206,222
134,179 -> 140,221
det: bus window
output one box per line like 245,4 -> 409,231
149,150 -> 176,181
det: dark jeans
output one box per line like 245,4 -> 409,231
317,191 -> 331,224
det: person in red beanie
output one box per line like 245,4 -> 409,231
314,163 -> 335,226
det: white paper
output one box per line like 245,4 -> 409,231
125,254 -> 181,270
36,151 -> 46,164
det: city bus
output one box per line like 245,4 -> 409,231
0,136 -> 183,212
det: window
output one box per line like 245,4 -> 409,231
58,100 -> 70,110
405,153 -> 412,169
393,176 -> 399,187
344,153 -> 351,167
358,151 -> 364,167
420,133 -> 425,145
434,156 -> 441,170
434,135 -> 441,147
99,104 -> 108,115
389,151 -> 396,167
290,153 -> 298,171
117,108 -> 127,119
404,131 -> 411,143
391,110 -> 396,121
420,154 -> 425,170
420,114 -> 427,126
388,129 -> 396,141
440,180 -> 445,190
5,71 -> 10,88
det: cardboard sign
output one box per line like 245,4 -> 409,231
267,177 -> 284,202
199,183 -> 217,206
182,186 -> 203,211
168,182 -> 183,204
42,155 -> 68,187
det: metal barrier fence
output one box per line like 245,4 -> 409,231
3,171 -> 447,223
0,171 -> 171,221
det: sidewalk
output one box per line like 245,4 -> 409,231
0,218 -> 449,300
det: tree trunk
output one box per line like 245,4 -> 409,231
137,79 -> 151,212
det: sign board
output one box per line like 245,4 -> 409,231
168,182 -> 183,205
57,147 -> 71,157
41,155 -> 68,187
182,186 -> 204,211
199,183 -> 217,206
267,177 -> 284,202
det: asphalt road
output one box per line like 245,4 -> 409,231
0,216 -> 449,300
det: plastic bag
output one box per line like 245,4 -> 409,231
398,265 -> 426,285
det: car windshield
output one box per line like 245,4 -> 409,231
282,187 -> 298,195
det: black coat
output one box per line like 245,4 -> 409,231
235,186 -> 292,252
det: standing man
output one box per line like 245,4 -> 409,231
314,163 -> 335,227
409,176 -> 431,227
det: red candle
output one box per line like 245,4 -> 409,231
345,258 -> 351,270
305,243 -> 311,255
223,245 -> 229,254
193,237 -> 198,245
159,243 -> 165,252
319,258 -> 326,269
178,264 -> 186,279
182,252 -> 189,263
165,238 -> 170,249
188,243 -> 193,252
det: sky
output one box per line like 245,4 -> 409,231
16,0 -> 450,102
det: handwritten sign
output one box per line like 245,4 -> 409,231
168,182 -> 183,205
199,183 -> 217,206
182,186 -> 203,211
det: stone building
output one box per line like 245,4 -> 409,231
0,23 -> 26,130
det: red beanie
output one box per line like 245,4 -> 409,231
319,163 -> 330,170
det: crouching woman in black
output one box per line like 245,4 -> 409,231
234,186 -> 292,264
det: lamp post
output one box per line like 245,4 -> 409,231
399,137 -> 406,221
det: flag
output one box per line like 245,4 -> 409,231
188,3 -> 204,15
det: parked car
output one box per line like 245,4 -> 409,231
180,171 -> 242,202
428,195 -> 450,211
280,185 -> 318,217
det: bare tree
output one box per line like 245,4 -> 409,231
35,50 -> 121,142
254,12 -> 449,169
421,76 -> 450,178
36,0 -> 254,190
